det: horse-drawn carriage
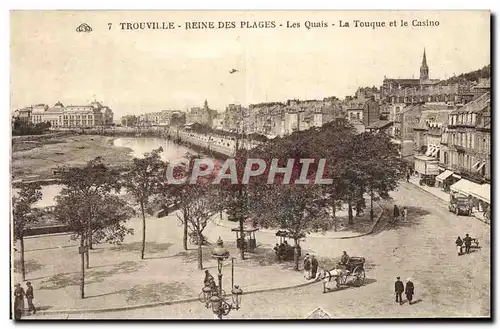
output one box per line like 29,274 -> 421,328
321,257 -> 366,293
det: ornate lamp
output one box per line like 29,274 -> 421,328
210,295 -> 223,315
212,237 -> 230,260
212,237 -> 230,272
198,237 -> 243,319
201,285 -> 212,308
231,285 -> 243,310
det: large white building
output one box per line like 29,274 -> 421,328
15,101 -> 114,128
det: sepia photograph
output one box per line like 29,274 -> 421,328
9,10 -> 491,320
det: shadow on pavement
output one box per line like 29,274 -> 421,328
40,261 -> 145,290
14,259 -> 44,276
373,206 -> 431,234
87,289 -> 128,299
124,282 -> 195,304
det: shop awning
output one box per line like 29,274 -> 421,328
450,179 -> 490,203
477,162 -> 486,172
436,170 -> 454,182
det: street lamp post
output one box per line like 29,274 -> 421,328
199,237 -> 243,319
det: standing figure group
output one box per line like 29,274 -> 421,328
393,205 -> 408,222
303,254 -> 319,280
455,234 -> 473,255
395,277 -> 415,305
13,282 -> 36,320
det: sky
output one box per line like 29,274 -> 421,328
10,10 -> 490,118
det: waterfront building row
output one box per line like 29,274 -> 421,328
14,101 -> 113,128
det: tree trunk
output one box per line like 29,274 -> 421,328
183,211 -> 188,251
20,236 -> 26,281
140,201 -> 146,260
293,238 -> 299,271
80,235 -> 85,299
197,231 -> 203,270
85,247 -> 90,269
348,197 -> 353,225
370,189 -> 374,222
331,198 -> 337,232
238,187 -> 245,261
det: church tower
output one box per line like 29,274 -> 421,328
419,48 -> 429,82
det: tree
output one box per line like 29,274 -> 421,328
165,154 -> 220,269
251,184 -> 327,271
123,147 -> 166,259
176,184 -> 219,270
53,157 -> 133,299
12,183 -> 42,281
354,132 -> 404,220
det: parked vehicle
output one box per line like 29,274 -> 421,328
449,197 -> 471,216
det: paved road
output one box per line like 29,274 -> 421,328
28,181 -> 490,319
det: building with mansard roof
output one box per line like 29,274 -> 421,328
13,101 -> 114,128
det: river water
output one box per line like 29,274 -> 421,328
13,137 -> 195,208
114,137 -> 195,162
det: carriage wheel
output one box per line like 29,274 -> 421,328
352,266 -> 365,287
189,236 -> 196,245
198,291 -> 208,305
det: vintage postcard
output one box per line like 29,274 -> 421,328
10,10 -> 491,320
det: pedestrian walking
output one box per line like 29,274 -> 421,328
455,236 -> 463,255
311,255 -> 319,280
25,282 -> 36,315
405,278 -> 415,305
395,277 -> 404,305
406,172 -> 410,182
303,254 -> 311,280
13,283 -> 25,320
393,205 -> 400,222
274,243 -> 281,261
463,234 -> 472,254
402,207 -> 408,221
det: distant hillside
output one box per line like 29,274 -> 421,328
441,64 -> 491,85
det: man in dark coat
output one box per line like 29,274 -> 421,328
25,282 -> 36,314
274,244 -> 281,261
455,236 -> 463,255
203,270 -> 214,287
311,255 -> 319,280
395,277 -> 404,305
405,278 -> 415,305
463,234 -> 472,254
13,283 -> 25,320
303,254 -> 311,279
393,205 -> 400,221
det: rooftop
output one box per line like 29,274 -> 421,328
366,120 -> 393,130
451,92 -> 490,114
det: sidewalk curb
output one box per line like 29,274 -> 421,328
406,180 -> 448,205
214,201 -> 384,240
34,277 -> 320,316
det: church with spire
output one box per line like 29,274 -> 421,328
381,49 -> 441,100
